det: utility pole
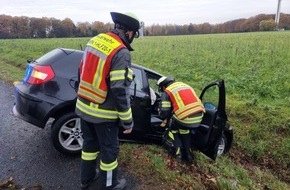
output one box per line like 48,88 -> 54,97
139,21 -> 144,37
275,0 -> 282,30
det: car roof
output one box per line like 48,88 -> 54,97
58,48 -> 164,78
131,63 -> 163,77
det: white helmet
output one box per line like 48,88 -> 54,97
156,76 -> 175,89
110,12 -> 140,32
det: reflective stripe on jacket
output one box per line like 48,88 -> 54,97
164,82 -> 205,120
77,33 -> 126,104
76,98 -> 132,121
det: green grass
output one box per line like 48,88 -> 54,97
1,32 -> 290,189
0,38 -> 89,69
0,61 -> 25,83
131,32 -> 290,104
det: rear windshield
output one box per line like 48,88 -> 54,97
35,49 -> 71,65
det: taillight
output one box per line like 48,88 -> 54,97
24,64 -> 55,84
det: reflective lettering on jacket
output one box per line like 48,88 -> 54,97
165,82 -> 205,120
77,33 -> 126,104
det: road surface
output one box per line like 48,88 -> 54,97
0,81 -> 137,190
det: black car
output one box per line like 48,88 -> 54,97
13,48 -> 233,160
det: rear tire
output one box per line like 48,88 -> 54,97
51,112 -> 83,156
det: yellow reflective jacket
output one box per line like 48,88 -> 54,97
76,32 -> 133,126
160,82 -> 205,126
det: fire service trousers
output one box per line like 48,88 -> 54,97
170,120 -> 192,154
80,119 -> 120,188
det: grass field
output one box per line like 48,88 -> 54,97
0,31 -> 289,189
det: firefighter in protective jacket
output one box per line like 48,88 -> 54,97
157,76 -> 205,161
75,12 -> 140,190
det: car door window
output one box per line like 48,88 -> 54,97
147,74 -> 161,98
130,68 -> 143,91
146,74 -> 162,114
200,86 -> 219,110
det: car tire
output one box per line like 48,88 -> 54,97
51,112 -> 83,156
215,133 -> 227,156
224,124 -> 233,153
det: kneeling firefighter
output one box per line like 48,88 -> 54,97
75,12 -> 140,189
157,76 -> 205,161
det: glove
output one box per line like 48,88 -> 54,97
160,119 -> 167,127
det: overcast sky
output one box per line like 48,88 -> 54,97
1,0 -> 289,25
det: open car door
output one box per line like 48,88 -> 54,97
191,80 -> 231,160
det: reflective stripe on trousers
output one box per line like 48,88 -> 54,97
80,119 -> 119,186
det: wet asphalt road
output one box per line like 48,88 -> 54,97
0,81 -> 137,190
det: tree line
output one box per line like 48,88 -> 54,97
0,13 -> 289,39
146,13 -> 290,36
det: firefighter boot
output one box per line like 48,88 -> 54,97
175,147 -> 183,160
180,132 -> 193,162
111,178 -> 127,190
81,168 -> 100,190
80,170 -> 99,190
99,169 -> 127,190
172,131 -> 183,160
184,148 -> 194,162
111,168 -> 127,190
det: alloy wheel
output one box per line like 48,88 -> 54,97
58,117 -> 83,151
